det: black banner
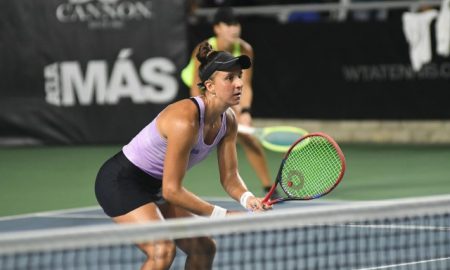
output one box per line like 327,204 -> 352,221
0,0 -> 188,144
246,18 -> 450,120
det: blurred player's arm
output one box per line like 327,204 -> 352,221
235,40 -> 254,126
191,44 -> 202,97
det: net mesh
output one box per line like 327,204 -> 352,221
1,195 -> 449,270
280,135 -> 344,199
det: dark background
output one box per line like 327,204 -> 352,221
1,1 -> 449,144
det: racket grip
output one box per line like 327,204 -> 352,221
262,184 -> 278,203
264,198 -> 282,206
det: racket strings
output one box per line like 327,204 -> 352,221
280,137 -> 343,198
296,140 -> 341,194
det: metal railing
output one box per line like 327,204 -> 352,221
194,0 -> 443,22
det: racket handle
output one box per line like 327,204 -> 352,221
262,184 -> 278,204
264,197 -> 283,206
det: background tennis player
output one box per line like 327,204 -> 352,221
182,7 -> 277,197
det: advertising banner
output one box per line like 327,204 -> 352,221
0,0 -> 188,144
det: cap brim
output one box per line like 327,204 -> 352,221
199,53 -> 252,83
215,55 -> 251,71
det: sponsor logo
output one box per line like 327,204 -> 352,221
44,48 -> 178,106
342,63 -> 450,82
56,0 -> 152,29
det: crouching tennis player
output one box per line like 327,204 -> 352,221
95,42 -> 270,270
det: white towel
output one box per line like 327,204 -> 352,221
402,10 -> 438,71
436,0 -> 450,57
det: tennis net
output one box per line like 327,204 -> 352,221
1,195 -> 449,270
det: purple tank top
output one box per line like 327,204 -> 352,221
122,96 -> 227,179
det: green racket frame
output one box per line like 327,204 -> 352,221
263,132 -> 346,205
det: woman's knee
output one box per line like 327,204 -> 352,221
140,240 -> 177,267
199,237 -> 217,255
179,237 -> 217,257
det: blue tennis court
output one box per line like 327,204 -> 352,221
0,199 -> 341,233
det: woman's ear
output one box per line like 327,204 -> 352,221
204,80 -> 216,96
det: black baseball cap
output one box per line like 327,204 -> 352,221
198,51 -> 251,87
213,7 -> 239,25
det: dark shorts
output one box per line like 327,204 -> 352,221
95,151 -> 164,217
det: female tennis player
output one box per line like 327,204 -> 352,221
182,7 -> 277,197
95,42 -> 269,270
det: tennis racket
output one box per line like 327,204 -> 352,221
263,132 -> 346,206
237,125 -> 308,153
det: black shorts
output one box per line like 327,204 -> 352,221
95,151 -> 164,217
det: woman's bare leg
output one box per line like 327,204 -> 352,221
159,203 -> 216,270
113,203 -> 176,270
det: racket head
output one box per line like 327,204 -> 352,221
257,126 -> 309,153
264,132 -> 346,205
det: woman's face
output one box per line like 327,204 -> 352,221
214,23 -> 241,45
207,68 -> 243,106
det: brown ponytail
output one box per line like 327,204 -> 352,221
197,42 -> 218,74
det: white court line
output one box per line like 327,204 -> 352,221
43,214 -> 110,220
0,197 -> 233,221
353,257 -> 450,270
0,206 -> 102,221
0,198 -> 232,221
345,224 -> 450,231
0,198 -> 231,221
0,197 -> 352,222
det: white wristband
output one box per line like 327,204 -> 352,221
211,205 -> 227,218
239,191 -> 255,209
